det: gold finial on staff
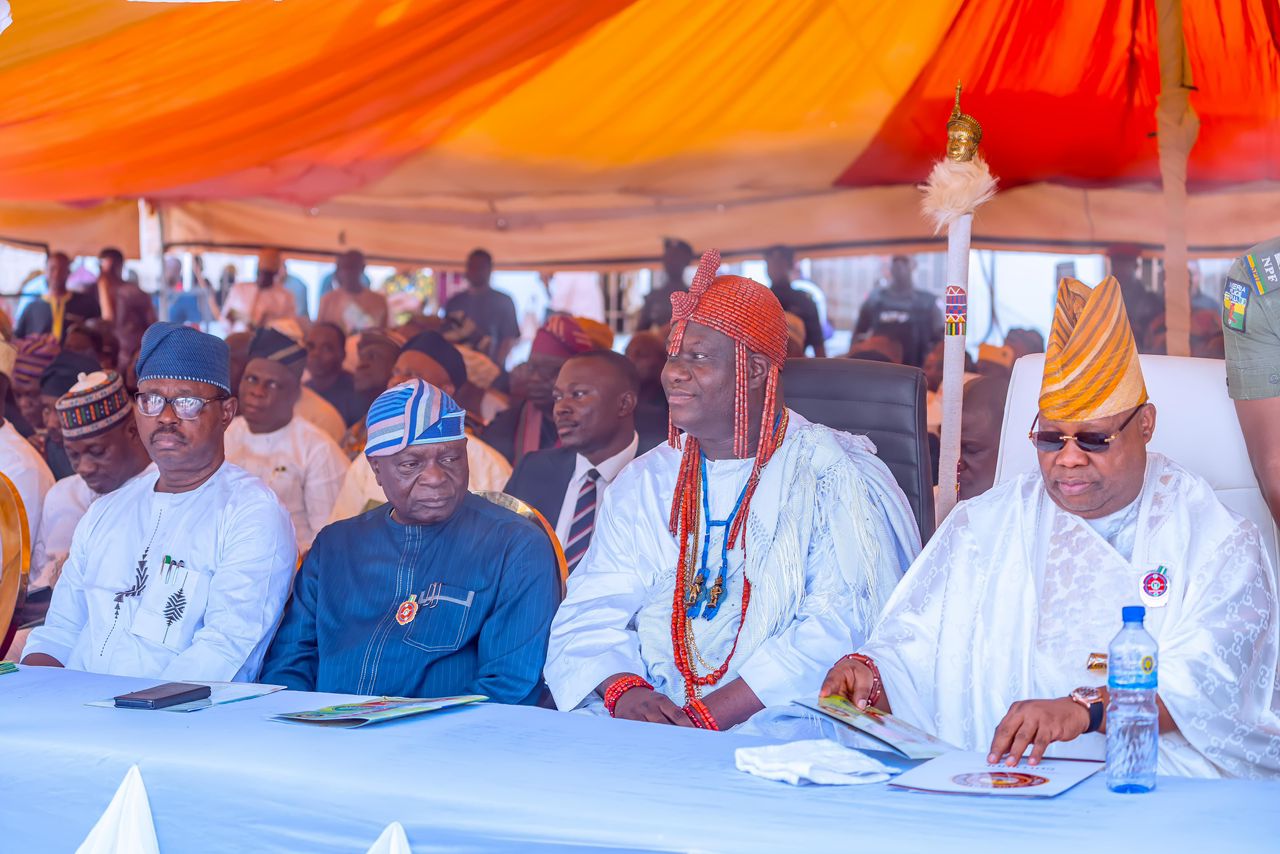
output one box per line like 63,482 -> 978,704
946,82 -> 983,162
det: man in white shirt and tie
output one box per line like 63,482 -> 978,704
504,350 -> 641,572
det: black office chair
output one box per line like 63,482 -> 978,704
782,358 -> 935,542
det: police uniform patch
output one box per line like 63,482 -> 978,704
1224,278 -> 1250,332
1245,252 -> 1279,296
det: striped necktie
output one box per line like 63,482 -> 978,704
563,468 -> 600,573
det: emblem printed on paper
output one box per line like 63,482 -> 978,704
954,771 -> 1049,789
944,286 -> 967,336
1224,278 -> 1250,332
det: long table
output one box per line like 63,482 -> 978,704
2,667 -> 1277,852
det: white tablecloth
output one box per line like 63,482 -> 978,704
2,667 -> 1277,852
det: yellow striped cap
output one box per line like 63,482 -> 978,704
1039,276 -> 1147,422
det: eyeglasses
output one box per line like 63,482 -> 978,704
134,392 -> 228,421
1028,406 -> 1143,454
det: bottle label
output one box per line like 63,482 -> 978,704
1109,650 -> 1158,690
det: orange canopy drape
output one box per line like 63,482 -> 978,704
0,0 -> 1276,265
836,0 -> 1280,191
0,0 -> 635,203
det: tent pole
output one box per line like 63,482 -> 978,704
138,199 -> 165,309
1155,0 -> 1198,357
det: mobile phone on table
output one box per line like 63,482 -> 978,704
113,682 -> 211,710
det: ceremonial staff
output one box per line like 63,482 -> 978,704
921,83 -> 997,520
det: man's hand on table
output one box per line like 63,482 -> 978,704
987,698 -> 1090,767
612,687 -> 695,726
19,653 -> 63,668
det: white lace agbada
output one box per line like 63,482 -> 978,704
863,453 -> 1280,779
545,411 -> 920,717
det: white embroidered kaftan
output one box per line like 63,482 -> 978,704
545,411 -> 920,717
24,463 -> 297,681
862,453 -> 1280,778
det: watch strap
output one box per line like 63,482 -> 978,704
1084,697 -> 1104,733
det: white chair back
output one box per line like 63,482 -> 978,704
994,353 -> 1279,568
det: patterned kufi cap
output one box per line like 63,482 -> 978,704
56,371 -> 132,439
364,378 -> 466,458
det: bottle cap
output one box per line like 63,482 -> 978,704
1122,605 -> 1145,623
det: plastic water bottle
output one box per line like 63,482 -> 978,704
1106,605 -> 1158,793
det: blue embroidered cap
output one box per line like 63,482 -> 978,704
364,378 -> 465,458
135,321 -> 232,394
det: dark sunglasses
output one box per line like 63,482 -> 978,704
1028,406 -> 1143,454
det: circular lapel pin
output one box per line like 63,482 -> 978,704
396,594 -> 420,626
1140,566 -> 1169,608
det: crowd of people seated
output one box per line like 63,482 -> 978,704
1,234 -> 1277,780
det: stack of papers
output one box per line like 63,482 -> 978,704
0,661 -> 17,676
272,695 -> 486,728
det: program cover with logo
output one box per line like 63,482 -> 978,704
889,750 -> 1103,798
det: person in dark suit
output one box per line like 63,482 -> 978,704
505,350 -> 641,573
483,315 -> 596,465
15,252 -> 101,341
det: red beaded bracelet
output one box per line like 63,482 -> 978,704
603,675 -> 653,717
839,653 -> 883,707
684,698 -> 721,731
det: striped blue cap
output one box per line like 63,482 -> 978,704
364,378 -> 465,457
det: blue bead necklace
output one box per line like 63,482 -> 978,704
685,454 -> 750,621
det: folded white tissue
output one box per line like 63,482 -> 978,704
735,739 -> 898,786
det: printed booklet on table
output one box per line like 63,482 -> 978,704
272,695 -> 487,727
796,696 -> 957,759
